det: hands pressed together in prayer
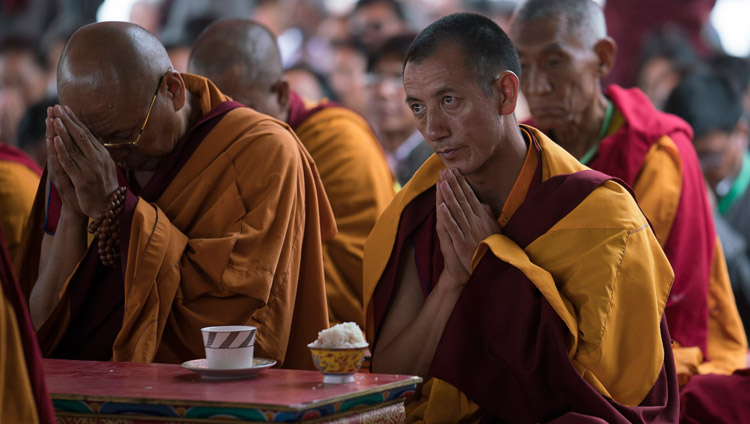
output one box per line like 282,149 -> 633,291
436,168 -> 500,287
45,105 -> 119,219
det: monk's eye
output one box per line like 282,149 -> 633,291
410,103 -> 424,115
443,96 -> 455,105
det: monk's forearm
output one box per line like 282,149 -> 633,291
372,277 -> 463,377
30,211 -> 88,329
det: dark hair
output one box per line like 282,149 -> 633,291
17,97 -> 57,152
367,32 -> 416,72
664,70 -> 743,139
404,13 -> 520,95
0,35 -> 46,69
710,53 -> 750,96
636,26 -> 699,84
354,0 -> 406,21
284,63 -> 339,102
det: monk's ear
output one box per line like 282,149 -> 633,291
593,37 -> 617,78
273,79 -> 290,113
164,70 -> 187,111
493,70 -> 519,116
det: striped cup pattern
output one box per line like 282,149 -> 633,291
202,326 -> 256,349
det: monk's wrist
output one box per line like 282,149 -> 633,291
59,208 -> 88,227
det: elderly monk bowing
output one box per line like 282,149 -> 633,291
18,22 -> 335,369
512,0 -> 747,384
364,13 -> 679,423
188,20 -> 395,328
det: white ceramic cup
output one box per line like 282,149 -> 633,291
201,325 -> 257,369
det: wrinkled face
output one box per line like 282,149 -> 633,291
513,17 -> 601,132
350,2 -> 404,51
59,72 -> 180,171
0,51 -> 48,104
404,43 -> 505,176
368,55 -> 415,137
694,128 -> 746,190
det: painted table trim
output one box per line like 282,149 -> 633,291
45,359 -> 420,422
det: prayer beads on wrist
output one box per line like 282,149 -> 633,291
88,186 -> 127,267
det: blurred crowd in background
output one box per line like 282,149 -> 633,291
3,1 -> 750,329
1,0 -> 748,169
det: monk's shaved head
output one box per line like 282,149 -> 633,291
188,19 -> 288,120
514,0 -> 606,48
58,22 -> 173,104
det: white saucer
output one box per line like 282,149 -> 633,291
181,358 -> 276,379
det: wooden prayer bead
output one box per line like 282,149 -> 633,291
88,186 -> 127,267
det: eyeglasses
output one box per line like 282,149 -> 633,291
365,73 -> 403,88
102,69 -> 169,148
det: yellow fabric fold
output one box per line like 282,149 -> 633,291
0,281 -> 38,424
364,125 -> 674,421
0,160 -> 39,265
294,104 -> 394,327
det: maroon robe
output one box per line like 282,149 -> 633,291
371,137 -> 678,422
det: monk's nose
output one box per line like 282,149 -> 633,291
523,66 -> 552,96
422,109 -> 449,142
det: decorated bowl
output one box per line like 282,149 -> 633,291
308,344 -> 368,384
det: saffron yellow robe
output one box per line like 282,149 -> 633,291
0,156 -> 40,264
292,97 -> 395,327
0,274 -> 39,423
364,126 -> 674,422
23,75 -> 336,370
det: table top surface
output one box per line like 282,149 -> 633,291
43,359 -> 421,412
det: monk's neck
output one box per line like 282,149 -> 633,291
467,128 -> 527,216
551,92 -> 609,160
180,90 -> 203,136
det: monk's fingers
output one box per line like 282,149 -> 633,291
54,105 -> 98,158
445,168 -> 479,217
51,115 -> 83,160
438,177 -> 470,232
452,168 -> 484,217
52,135 -> 83,184
438,201 -> 473,270
45,107 -> 56,139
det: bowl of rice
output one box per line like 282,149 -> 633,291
308,322 -> 369,384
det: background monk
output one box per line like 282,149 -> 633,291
188,19 -> 395,328
512,0 -> 747,384
0,226 -> 54,423
0,142 -> 41,265
364,13 -> 678,423
18,22 -> 335,370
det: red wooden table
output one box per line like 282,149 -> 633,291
43,359 -> 421,423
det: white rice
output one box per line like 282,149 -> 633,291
308,322 -> 368,348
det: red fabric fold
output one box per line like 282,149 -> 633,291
590,85 -> 713,357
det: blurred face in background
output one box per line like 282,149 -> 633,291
329,45 -> 368,114
350,2 -> 405,53
367,54 -> 415,150
694,124 -> 748,191
0,50 -> 48,143
637,56 -> 681,111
